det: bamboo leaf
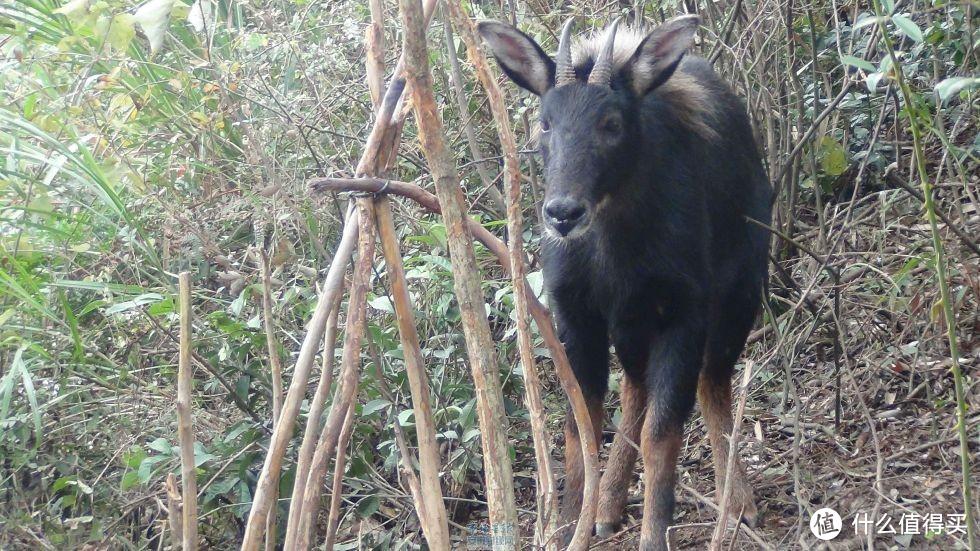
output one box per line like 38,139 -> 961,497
935,77 -> 980,102
841,54 -> 875,72
133,0 -> 175,53
892,14 -> 923,42
108,13 -> 136,52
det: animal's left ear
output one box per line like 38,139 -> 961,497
626,15 -> 700,97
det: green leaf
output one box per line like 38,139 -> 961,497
362,399 -> 390,416
133,0 -> 175,53
147,296 -> 174,316
137,455 -> 166,482
148,437 -> 172,454
193,441 -> 216,467
104,293 -> 165,314
108,14 -> 136,52
367,295 -> 394,313
853,15 -> 884,30
356,495 -> 380,519
53,0 -> 91,22
121,471 -> 140,490
840,55 -> 875,72
892,14 -> 923,42
819,136 -> 848,176
881,0 -> 895,14
935,77 -> 980,102
866,72 -> 886,93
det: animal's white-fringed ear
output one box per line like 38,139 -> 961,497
628,15 -> 700,96
477,21 -> 556,96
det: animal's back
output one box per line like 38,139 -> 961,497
664,56 -> 772,296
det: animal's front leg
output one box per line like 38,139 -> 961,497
552,301 -> 608,546
639,319 -> 704,551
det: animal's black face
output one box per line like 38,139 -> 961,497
477,15 -> 700,239
539,84 -> 634,239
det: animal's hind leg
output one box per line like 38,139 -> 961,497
697,368 -> 757,526
595,373 -> 647,537
699,286 -> 762,527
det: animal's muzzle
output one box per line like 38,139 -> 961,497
544,197 -> 588,237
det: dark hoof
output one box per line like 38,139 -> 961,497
595,521 -> 622,538
740,509 -> 758,529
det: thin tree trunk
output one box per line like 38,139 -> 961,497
399,1 -> 518,547
324,404 -> 355,551
177,272 -> 199,551
445,3 -> 560,547
259,249 -> 284,551
441,10 -> 506,218
282,210 -> 350,547
375,195 -> 451,548
242,207 -> 360,551
293,198 -> 376,550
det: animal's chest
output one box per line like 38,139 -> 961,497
542,235 -> 655,323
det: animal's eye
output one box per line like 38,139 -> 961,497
540,119 -> 551,133
600,116 -> 622,135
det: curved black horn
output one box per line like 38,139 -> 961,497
588,17 -> 621,86
555,18 -> 576,86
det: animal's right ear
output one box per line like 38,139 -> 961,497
477,21 -> 556,96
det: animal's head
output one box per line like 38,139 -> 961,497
478,16 -> 700,239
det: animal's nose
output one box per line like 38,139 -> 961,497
544,198 -> 587,236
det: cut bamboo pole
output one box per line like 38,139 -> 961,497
281,2 -> 439,546
259,249 -> 284,551
292,198 -> 377,550
241,205 -> 360,551
375,194 -> 450,548
445,4 -> 560,547
284,277 -> 344,539
308,177 -> 598,548
364,0 -> 386,108
165,473 -> 183,548
177,271 -> 199,551
399,0 -> 518,547
324,403 -> 355,551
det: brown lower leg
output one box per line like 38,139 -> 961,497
697,371 -> 757,524
639,420 -> 682,551
558,396 -> 603,542
596,376 -> 647,533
